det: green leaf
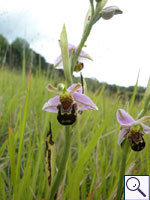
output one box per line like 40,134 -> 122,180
8,123 -> 16,186
143,78 -> 150,110
66,112 -> 112,199
60,25 -> 72,85
0,173 -> 6,200
137,79 -> 150,119
129,71 -> 139,114
14,74 -> 32,199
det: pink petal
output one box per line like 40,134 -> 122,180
79,50 -> 91,58
72,92 -> 98,110
54,55 -> 63,68
78,105 -> 96,111
54,44 -> 92,68
78,50 -> 92,62
118,128 -> 129,145
67,84 -> 82,93
142,123 -> 150,134
68,44 -> 76,51
54,44 -> 76,68
42,96 -> 60,113
68,44 -> 92,62
117,109 -> 135,125
78,57 -> 90,63
43,107 -> 58,113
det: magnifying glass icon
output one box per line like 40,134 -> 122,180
126,177 -> 146,197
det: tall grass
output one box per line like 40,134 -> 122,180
0,68 -> 150,200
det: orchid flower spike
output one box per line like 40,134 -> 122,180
117,109 -> 150,151
43,83 -> 98,125
54,44 -> 93,72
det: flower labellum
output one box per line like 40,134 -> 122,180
74,61 -> 84,72
43,83 -> 98,125
127,124 -> 145,151
57,92 -> 77,125
116,109 -> 150,151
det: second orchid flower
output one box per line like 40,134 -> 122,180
117,109 -> 150,151
54,44 -> 92,72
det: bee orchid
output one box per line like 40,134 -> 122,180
43,83 -> 98,125
117,109 -> 150,151
54,44 -> 92,72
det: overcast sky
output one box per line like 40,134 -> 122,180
0,0 -> 150,87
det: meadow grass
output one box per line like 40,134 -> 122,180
0,68 -> 150,200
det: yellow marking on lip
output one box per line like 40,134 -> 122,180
61,120 -> 72,123
60,93 -> 73,103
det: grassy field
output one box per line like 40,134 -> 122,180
0,68 -> 150,200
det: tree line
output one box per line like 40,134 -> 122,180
0,34 -> 53,72
0,34 -> 145,100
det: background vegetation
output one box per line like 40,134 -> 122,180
0,34 -> 150,200
0,33 -> 146,96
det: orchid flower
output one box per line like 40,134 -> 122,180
42,83 -> 98,125
54,44 -> 92,72
116,109 -> 150,151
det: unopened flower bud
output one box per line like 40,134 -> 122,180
101,6 -> 123,20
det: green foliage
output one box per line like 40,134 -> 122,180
10,38 -> 30,68
0,68 -> 150,200
0,34 -> 51,72
0,34 -> 145,97
59,25 -> 72,85
0,34 -> 9,65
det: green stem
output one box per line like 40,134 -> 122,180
116,141 -> 130,200
137,103 -> 150,119
49,126 -> 72,199
136,109 -> 146,120
89,0 -> 94,16
71,10 -> 99,73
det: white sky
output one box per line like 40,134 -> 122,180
0,0 -> 150,87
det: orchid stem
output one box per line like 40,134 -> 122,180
49,126 -> 72,199
116,141 -> 130,200
71,10 -> 99,73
